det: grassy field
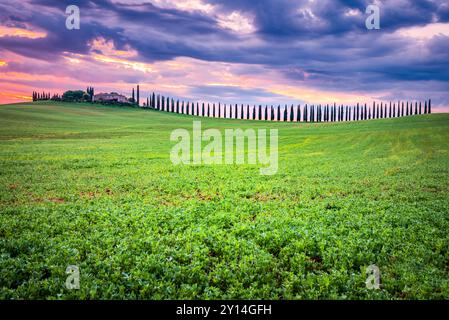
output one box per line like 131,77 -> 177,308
0,101 -> 448,300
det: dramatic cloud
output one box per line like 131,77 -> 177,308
0,0 -> 448,112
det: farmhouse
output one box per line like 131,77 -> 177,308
93,92 -> 129,103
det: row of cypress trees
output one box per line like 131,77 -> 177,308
33,87 -> 95,102
140,92 -> 432,122
32,91 -> 53,101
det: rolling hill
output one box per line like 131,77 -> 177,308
1,101 -> 448,299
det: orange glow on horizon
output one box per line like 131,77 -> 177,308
0,26 -> 46,39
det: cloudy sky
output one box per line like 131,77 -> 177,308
0,0 -> 448,112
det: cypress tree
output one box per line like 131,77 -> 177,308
136,85 -> 140,106
264,105 -> 268,121
406,102 -> 409,116
132,88 -> 135,103
252,105 -> 256,120
276,105 -> 280,121
335,105 -> 338,122
429,99 -> 432,114
202,103 -> 205,117
218,103 -> 221,118
176,100 -> 179,113
303,105 -> 308,122
283,106 -> 288,122
146,97 -> 149,108
419,102 -> 422,114
414,102 -> 418,115
424,101 -> 428,114
296,105 -> 301,122
290,105 -> 295,122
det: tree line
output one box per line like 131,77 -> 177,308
32,85 -> 432,122
139,92 -> 432,122
32,87 -> 95,102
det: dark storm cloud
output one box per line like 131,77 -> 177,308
1,0 -> 448,107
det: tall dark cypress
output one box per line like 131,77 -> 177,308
276,105 -> 280,121
296,105 -> 301,122
137,85 -> 140,106
265,105 -> 268,121
146,97 -> 149,108
303,105 -> 308,122
419,102 -> 422,115
414,102 -> 418,115
428,99 -> 432,114
290,105 -> 295,122
132,88 -> 135,103
424,101 -> 428,114
283,106 -> 288,122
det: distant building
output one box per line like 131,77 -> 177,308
93,92 -> 129,103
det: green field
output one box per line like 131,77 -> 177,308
0,101 -> 448,299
